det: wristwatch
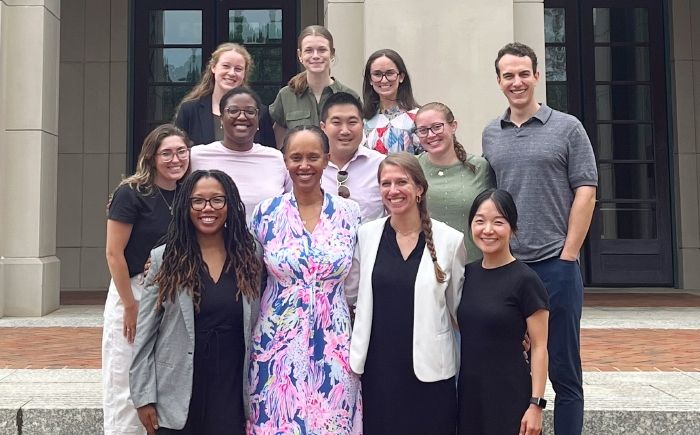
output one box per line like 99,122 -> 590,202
529,397 -> 547,409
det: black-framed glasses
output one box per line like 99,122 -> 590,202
369,69 -> 400,83
337,170 -> 350,198
157,147 -> 189,162
224,106 -> 259,118
414,123 -> 445,138
190,196 -> 227,211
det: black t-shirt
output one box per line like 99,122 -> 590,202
108,184 -> 175,277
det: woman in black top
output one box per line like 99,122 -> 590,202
457,189 -> 549,435
103,124 -> 190,434
174,43 -> 275,147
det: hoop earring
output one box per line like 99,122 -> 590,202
416,195 -> 422,204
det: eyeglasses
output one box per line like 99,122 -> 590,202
157,147 -> 190,162
190,196 -> 227,211
369,70 -> 400,83
414,123 -> 445,138
224,106 -> 259,118
337,170 -> 350,198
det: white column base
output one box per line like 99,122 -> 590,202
1,256 -> 60,317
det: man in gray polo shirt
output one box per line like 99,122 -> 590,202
482,42 -> 597,435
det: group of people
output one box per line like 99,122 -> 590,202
102,23 -> 597,435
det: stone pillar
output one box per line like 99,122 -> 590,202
326,0 -> 365,96
0,0 -> 61,317
513,0 -> 546,104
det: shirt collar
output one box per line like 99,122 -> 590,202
328,141 -> 369,171
499,104 -> 552,128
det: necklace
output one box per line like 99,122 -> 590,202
157,187 -> 174,215
392,225 -> 421,237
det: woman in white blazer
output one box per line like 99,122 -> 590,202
348,152 -> 467,434
129,170 -> 262,434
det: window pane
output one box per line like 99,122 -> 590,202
597,124 -> 654,160
596,85 -> 651,121
546,46 -> 567,81
545,8 -> 565,43
595,47 -> 650,82
150,10 -> 202,44
147,86 -> 190,123
546,83 -> 568,113
598,202 -> 656,239
594,8 -> 648,43
248,46 -> 283,82
252,84 -> 284,106
228,10 -> 282,44
150,48 -> 202,83
598,163 -> 656,200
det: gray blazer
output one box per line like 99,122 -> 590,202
129,244 -> 260,430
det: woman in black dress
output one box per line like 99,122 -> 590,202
349,152 -> 467,434
130,170 -> 262,434
457,188 -> 549,435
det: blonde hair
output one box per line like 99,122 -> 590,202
288,25 -> 335,96
178,43 -> 253,107
378,153 -> 446,283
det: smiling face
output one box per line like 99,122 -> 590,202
496,54 -> 540,111
284,130 -> 329,192
189,176 -> 228,238
379,164 -> 423,217
154,135 -> 189,187
470,198 -> 513,257
369,56 -> 403,103
320,103 -> 364,156
298,35 -> 333,75
221,92 -> 259,149
212,50 -> 247,94
414,109 -> 458,159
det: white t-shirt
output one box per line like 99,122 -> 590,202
190,142 -> 291,222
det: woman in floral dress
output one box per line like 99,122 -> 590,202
248,125 -> 362,434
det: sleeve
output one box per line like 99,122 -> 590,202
269,89 -> 286,127
257,105 -> 276,147
108,185 -> 141,224
480,157 -> 497,189
567,121 -> 598,188
446,233 -> 468,321
129,247 -> 165,408
517,268 -> 550,318
173,101 -> 189,132
343,201 -> 363,307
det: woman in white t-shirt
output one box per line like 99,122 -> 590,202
189,87 -> 291,222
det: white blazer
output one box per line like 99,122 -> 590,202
348,217 -> 467,382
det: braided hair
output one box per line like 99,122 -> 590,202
378,153 -> 446,283
416,102 -> 476,173
155,170 -> 261,312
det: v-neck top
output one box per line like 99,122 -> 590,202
195,261 -> 243,333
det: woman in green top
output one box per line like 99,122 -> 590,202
269,25 -> 359,147
415,102 -> 495,262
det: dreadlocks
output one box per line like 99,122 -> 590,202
154,170 -> 261,312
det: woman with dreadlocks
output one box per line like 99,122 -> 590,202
129,169 -> 262,435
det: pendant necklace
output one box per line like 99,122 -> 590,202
157,187 -> 174,215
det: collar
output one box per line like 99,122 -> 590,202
499,104 -> 552,128
300,77 -> 345,95
328,141 -> 370,171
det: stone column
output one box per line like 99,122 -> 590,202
0,0 -> 61,317
513,0 -> 546,104
326,0 -> 365,96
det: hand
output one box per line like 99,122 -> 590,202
142,257 -> 152,279
522,332 -> 531,363
559,251 -> 577,261
519,404 -> 543,435
123,302 -> 139,344
137,404 -> 159,434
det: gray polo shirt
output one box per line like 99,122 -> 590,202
482,104 -> 598,262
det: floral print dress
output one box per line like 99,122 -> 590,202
364,106 -> 422,154
248,192 -> 363,434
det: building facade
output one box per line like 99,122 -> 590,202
0,0 -> 698,316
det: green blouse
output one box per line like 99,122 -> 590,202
418,152 -> 495,262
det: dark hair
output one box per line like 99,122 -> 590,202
321,92 -> 362,122
362,49 -> 419,119
378,153 -> 446,283
155,170 -> 261,312
416,102 -> 476,173
288,25 -> 336,96
495,42 -> 538,76
282,125 -> 330,154
218,86 -> 262,115
468,188 -> 519,233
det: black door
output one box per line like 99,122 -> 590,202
131,0 -> 297,163
544,0 -> 673,286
